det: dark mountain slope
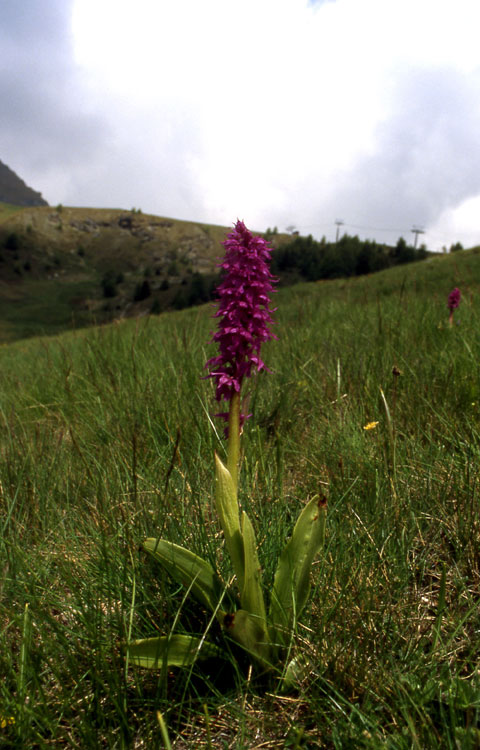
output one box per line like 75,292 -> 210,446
0,160 -> 48,206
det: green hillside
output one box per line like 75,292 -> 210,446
1,249 -> 480,746
0,204 -> 290,342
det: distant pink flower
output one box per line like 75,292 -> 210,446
447,287 -> 461,311
205,220 -> 276,427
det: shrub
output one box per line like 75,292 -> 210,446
101,270 -> 124,298
450,242 -> 464,253
133,280 -> 151,302
172,289 -> 187,310
5,232 -> 19,251
102,279 -> 117,298
187,272 -> 208,306
150,298 -> 162,314
101,271 -> 117,298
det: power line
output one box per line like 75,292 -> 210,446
343,222 -> 409,235
294,220 -> 419,236
287,219 -> 477,251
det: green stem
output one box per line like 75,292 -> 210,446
227,391 -> 240,490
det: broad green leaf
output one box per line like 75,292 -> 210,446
240,511 -> 267,626
269,495 -> 327,644
214,453 -> 244,592
127,634 -> 223,669
281,655 -> 309,691
223,609 -> 272,667
143,538 -> 225,616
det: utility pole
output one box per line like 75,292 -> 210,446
411,225 -> 425,249
335,219 -> 344,243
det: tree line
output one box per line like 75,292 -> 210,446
270,233 -> 428,284
168,233 -> 430,311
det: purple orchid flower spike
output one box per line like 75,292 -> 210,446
206,220 -> 277,444
447,287 -> 461,327
447,287 -> 461,311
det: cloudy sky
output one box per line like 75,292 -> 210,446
2,0 -> 480,250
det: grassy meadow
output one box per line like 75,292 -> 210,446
0,203 -> 24,223
1,249 -> 480,747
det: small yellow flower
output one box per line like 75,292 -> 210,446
0,716 -> 15,729
363,421 -> 379,431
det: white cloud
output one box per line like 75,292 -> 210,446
3,0 -> 480,248
71,0 -> 389,223
430,195 -> 480,250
